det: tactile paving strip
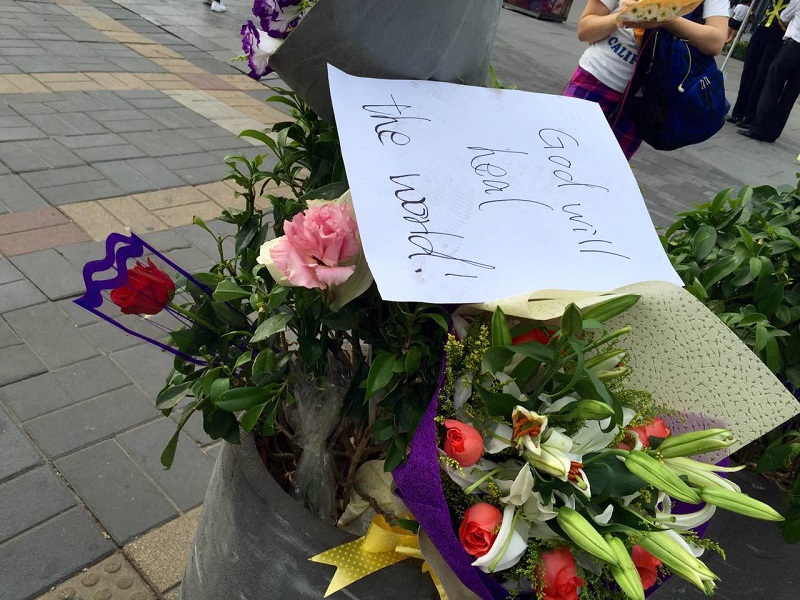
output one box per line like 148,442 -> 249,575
38,552 -> 156,600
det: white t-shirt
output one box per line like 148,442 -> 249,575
578,0 -> 730,92
732,4 -> 750,21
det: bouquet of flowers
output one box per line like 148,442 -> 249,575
71,1 -> 797,598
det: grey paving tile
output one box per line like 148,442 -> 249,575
106,56 -> 165,73
0,466 -> 75,542
55,440 -> 177,544
57,132 -> 127,149
176,164 -> 227,186
0,507 -> 113,599
89,108 -> 149,123
56,296 -> 100,327
112,343 -> 173,400
0,317 -> 20,349
82,319 -> 143,353
143,107 -> 213,129
55,240 -> 111,277
122,130 -> 199,156
20,164 -> 104,189
0,260 -> 23,285
26,386 -> 159,458
103,118 -> 164,134
0,405 -> 41,483
0,115 -> 30,128
95,157 -> 185,193
38,179 -> 125,205
158,152 -> 220,171
8,249 -> 85,301
27,112 -> 108,136
85,90 -> 136,111
125,96 -> 184,110
73,143 -> 146,163
3,303 -> 98,369
0,139 -> 83,172
0,173 -> 47,212
0,279 -> 47,314
140,228 -> 192,252
0,125 -> 46,142
0,355 -> 131,421
119,418 -> 214,511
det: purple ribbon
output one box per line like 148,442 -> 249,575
393,358 -> 508,600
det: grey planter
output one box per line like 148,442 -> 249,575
179,434 -> 436,599
269,0 -> 505,120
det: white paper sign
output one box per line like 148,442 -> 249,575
328,65 -> 682,303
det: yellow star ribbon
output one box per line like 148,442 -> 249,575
310,514 -> 447,599
764,0 -> 788,28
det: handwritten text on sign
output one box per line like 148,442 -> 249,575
327,65 -> 681,303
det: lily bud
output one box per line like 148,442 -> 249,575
637,531 -> 718,594
657,429 -> 735,458
663,458 -> 741,492
556,507 -> 618,566
524,444 -> 570,480
605,535 -> 645,600
624,450 -> 701,504
567,399 -> 616,421
699,487 -> 785,522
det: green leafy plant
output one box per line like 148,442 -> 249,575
662,180 -> 800,541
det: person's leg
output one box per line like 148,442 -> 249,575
741,25 -> 785,125
763,40 -> 800,141
749,42 -> 792,141
731,25 -> 769,120
564,68 -> 642,159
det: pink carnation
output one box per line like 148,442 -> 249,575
270,202 -> 360,289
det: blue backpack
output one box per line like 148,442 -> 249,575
624,6 -> 730,151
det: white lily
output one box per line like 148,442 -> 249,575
453,374 -> 473,411
570,407 -> 636,455
498,464 -> 534,506
591,504 -> 614,525
510,406 -> 547,456
484,421 -> 513,454
664,528 -> 707,559
472,505 -> 530,573
451,313 -> 469,340
524,440 -> 571,480
663,457 -> 742,492
655,491 -> 717,531
521,490 -> 558,521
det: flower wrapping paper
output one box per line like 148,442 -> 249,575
268,0 -> 504,119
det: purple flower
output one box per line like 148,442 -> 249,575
241,20 -> 281,80
252,0 -> 305,39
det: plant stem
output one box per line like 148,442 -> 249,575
167,302 -> 218,333
582,449 -> 629,466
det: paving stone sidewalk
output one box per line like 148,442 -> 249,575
0,1 -> 799,599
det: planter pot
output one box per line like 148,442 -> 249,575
269,0 -> 504,120
179,433 -> 437,599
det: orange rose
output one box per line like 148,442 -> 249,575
631,545 -> 662,589
619,418 -> 671,450
538,546 -> 584,600
443,419 -> 484,467
458,503 -> 502,558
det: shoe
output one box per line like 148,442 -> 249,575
726,115 -> 742,125
737,129 -> 772,142
210,0 -> 226,12
738,120 -> 753,129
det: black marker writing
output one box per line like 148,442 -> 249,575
362,95 -> 431,146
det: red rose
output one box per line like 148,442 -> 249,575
538,546 -> 584,600
110,259 -> 175,316
458,503 -> 502,558
631,545 -> 661,590
512,328 -> 553,345
618,418 -> 671,450
443,419 -> 484,468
